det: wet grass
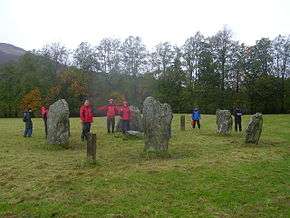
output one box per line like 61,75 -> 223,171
0,115 -> 289,217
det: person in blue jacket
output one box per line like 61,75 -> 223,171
192,108 -> 201,129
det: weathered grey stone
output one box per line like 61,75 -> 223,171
47,99 -> 70,145
216,109 -> 233,135
115,106 -> 143,132
115,118 -> 122,132
129,106 -> 143,132
126,130 -> 144,138
143,97 -> 173,152
245,113 -> 263,144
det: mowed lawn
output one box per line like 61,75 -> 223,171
0,115 -> 289,217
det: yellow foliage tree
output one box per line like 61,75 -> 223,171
20,88 -> 42,112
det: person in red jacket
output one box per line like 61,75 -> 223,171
80,99 -> 94,141
40,106 -> 48,138
120,101 -> 131,133
97,99 -> 118,133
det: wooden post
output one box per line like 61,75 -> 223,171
87,133 -> 96,163
180,115 -> 185,131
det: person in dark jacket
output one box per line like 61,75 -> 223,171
23,108 -> 33,137
191,108 -> 201,129
97,99 -> 118,133
233,107 -> 243,132
40,106 -> 48,138
80,100 -> 94,141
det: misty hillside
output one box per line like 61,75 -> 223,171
0,43 -> 26,64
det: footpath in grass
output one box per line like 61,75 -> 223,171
0,115 -> 289,217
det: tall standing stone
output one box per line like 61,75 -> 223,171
216,109 -> 233,135
245,113 -> 263,144
47,99 -> 70,146
143,97 -> 173,152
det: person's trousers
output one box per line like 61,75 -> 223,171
107,117 -> 115,133
81,122 -> 91,141
43,117 -> 47,138
24,122 -> 33,137
122,120 -> 130,133
235,118 -> 242,132
192,120 -> 200,129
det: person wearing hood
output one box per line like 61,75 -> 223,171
191,107 -> 201,129
23,108 -> 33,137
233,106 -> 243,132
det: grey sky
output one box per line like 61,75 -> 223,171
1,0 -> 289,51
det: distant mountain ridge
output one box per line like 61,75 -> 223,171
0,43 -> 26,65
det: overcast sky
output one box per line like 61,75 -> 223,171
1,0 -> 290,51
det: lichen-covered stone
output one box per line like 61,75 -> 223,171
143,97 -> 173,152
245,113 -> 263,144
47,99 -> 70,145
216,109 -> 233,135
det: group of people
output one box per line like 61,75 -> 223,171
22,99 -> 131,139
23,106 -> 48,138
22,99 -> 244,139
190,107 -> 243,132
80,99 -> 131,141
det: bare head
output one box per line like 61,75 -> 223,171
123,101 -> 128,106
84,100 -> 90,106
108,99 -> 113,104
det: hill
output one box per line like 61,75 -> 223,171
0,43 -> 26,64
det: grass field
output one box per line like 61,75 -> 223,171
0,115 -> 289,217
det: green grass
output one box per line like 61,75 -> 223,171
0,115 -> 289,217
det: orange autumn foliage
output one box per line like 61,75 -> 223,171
20,88 -> 42,111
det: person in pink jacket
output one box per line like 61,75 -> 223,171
40,106 -> 48,138
120,101 -> 131,133
97,99 -> 118,133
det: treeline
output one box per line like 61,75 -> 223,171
0,27 -> 290,117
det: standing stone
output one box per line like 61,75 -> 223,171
143,97 -> 173,152
180,115 -> 185,131
47,99 -> 70,145
216,109 -> 233,135
129,106 -> 144,132
245,113 -> 263,144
